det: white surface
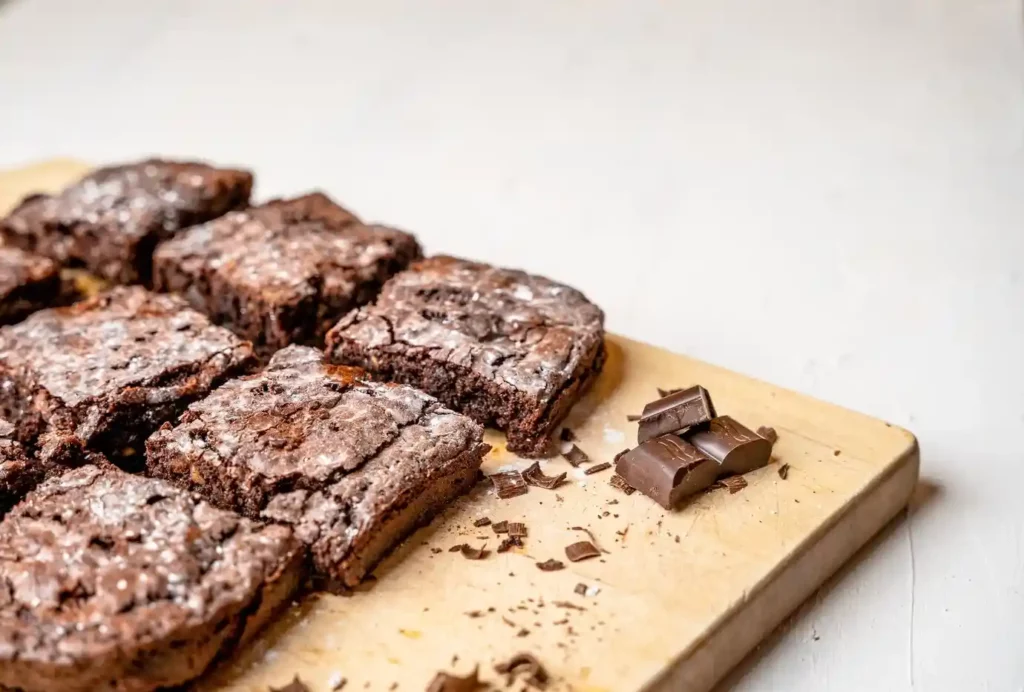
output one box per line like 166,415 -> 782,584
0,1 -> 1021,690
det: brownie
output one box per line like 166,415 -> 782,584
0,246 -> 61,325
325,256 -> 606,457
152,192 -> 421,355
0,159 -> 253,284
0,286 -> 256,466
0,465 -> 305,692
147,345 -> 489,588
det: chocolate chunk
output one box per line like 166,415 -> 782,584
721,476 -> 748,494
490,471 -> 528,499
687,416 -> 772,475
583,462 -> 611,475
574,583 -> 588,596
778,463 -> 790,479
270,676 -> 312,692
473,517 -> 492,527
609,474 -> 636,495
565,541 -> 601,562
461,544 -> 489,560
560,428 -> 576,442
492,520 -> 509,534
562,444 -> 590,467
637,385 -> 716,443
523,461 -> 566,490
757,425 -> 778,445
508,522 -> 528,538
426,666 -> 483,692
497,536 -> 523,553
569,526 -> 607,553
615,435 -> 720,509
536,559 -> 565,572
494,653 -> 549,689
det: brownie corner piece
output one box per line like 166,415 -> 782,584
0,158 -> 253,284
0,286 -> 255,463
147,344 -> 488,588
325,255 -> 606,457
0,246 -> 61,325
0,465 -> 304,692
152,192 -> 422,354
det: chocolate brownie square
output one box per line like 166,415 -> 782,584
0,465 -> 304,692
0,246 -> 61,325
152,192 -> 421,355
0,159 -> 252,284
325,256 -> 606,456
147,345 -> 489,588
0,286 -> 255,466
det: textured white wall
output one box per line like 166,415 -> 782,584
1,1 -> 1022,689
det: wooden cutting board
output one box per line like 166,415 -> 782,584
0,161 -> 919,692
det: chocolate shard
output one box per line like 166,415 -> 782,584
637,385 -> 716,443
687,416 -> 772,475
270,676 -> 312,692
565,541 -> 600,562
497,536 -> 522,553
615,435 -> 719,509
426,666 -> 484,692
757,425 -> 778,445
508,522 -> 527,538
609,474 -> 636,495
494,653 -> 549,689
460,544 -> 489,560
778,463 -> 790,480
490,471 -> 528,499
574,583 -> 587,596
492,520 -> 509,534
583,462 -> 611,476
536,559 -> 565,572
562,444 -> 590,467
523,461 -> 566,490
721,475 -> 748,494
473,517 -> 492,527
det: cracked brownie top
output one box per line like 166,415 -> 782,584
326,255 -> 605,399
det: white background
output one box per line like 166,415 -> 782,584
1,1 -> 1022,690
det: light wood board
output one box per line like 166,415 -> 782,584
0,161 -> 920,692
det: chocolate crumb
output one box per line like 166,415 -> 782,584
517,628 -> 531,637
584,462 -> 611,476
560,428 -> 576,442
626,414 -> 641,422
574,583 -> 587,596
465,610 -> 483,618
426,666 -> 483,692
553,618 -> 569,625
473,517 -> 492,527
460,544 -> 489,560
331,677 -> 347,691
675,535 -> 680,543
431,548 -> 442,554
834,449 -> 842,456
757,426 -> 778,445
721,476 -> 748,494
562,444 -> 590,467
502,616 -> 517,627
609,474 -> 636,495
389,684 -> 397,691
565,541 -> 601,562
523,461 -> 566,490
492,520 -> 509,534
270,676 -> 311,692
778,463 -> 790,480
494,653 -> 550,689
552,600 -> 586,611
536,559 -> 565,572
508,522 -> 527,538
490,471 -> 528,499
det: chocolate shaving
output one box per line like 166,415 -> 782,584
721,476 -> 748,494
562,444 -> 590,467
492,520 -> 509,534
609,474 -> 636,495
570,526 -> 609,554
460,544 -> 489,560
574,583 -> 587,596
536,559 -> 565,572
490,471 -> 528,499
565,541 -> 600,562
626,414 -> 641,422
449,544 -> 466,553
494,652 -> 550,689
497,536 -> 523,553
757,426 -> 778,445
473,517 -> 492,527
778,463 -> 790,480
270,676 -> 311,692
508,522 -> 527,538
584,462 -> 611,475
560,428 -> 576,442
523,461 -> 566,490
426,666 -> 484,692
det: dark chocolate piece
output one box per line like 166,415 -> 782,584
778,463 -> 790,479
427,667 -> 483,692
494,653 -> 549,689
574,583 -> 588,596
583,462 -> 611,475
491,471 -> 528,499
497,537 -> 523,553
508,522 -> 528,538
570,526 -> 608,554
460,544 -> 489,560
536,559 -> 565,572
523,461 -> 566,489
473,517 -> 492,527
757,425 -> 778,445
270,676 -> 312,692
687,416 -> 773,475
562,444 -> 590,467
492,520 -> 510,534
609,474 -> 636,495
565,541 -> 601,562
721,475 -> 748,494
332,677 -> 348,691
637,385 -> 716,443
615,435 -> 719,509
